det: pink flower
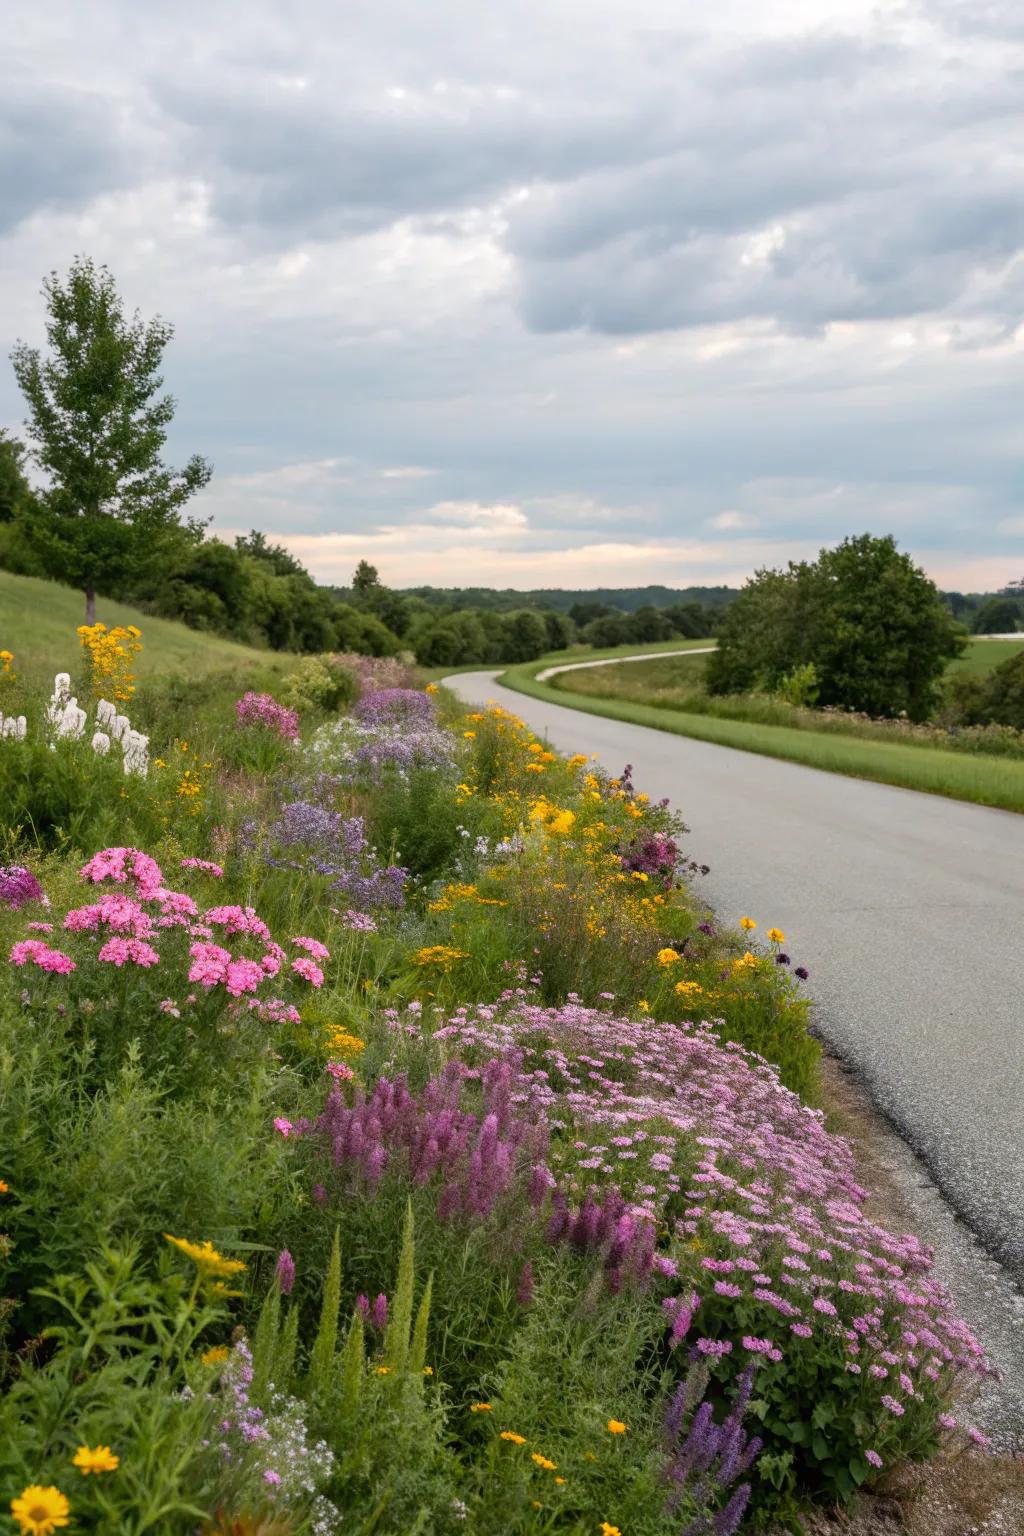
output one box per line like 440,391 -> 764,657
26,921 -> 53,933
159,999 -> 181,1017
98,936 -> 161,968
273,1117 -> 294,1138
157,891 -> 199,928
291,956 -> 324,987
790,1322 -> 813,1339
713,1280 -> 743,1299
79,846 -> 165,899
180,858 -> 224,877
224,958 -> 265,997
880,1394 -> 904,1416
326,1061 -> 354,1081
865,1450 -> 883,1469
9,939 -> 76,974
205,904 -> 272,942
188,941 -> 232,988
291,935 -> 330,961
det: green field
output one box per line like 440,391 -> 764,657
0,568 -> 285,689
503,657 -> 1024,813
947,636 -> 1024,676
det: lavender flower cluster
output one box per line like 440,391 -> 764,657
664,1366 -> 761,1536
353,687 -> 437,729
618,831 -> 681,888
249,799 -> 407,909
310,713 -> 455,785
212,1337 -> 339,1531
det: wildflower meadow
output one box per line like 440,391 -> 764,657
0,631 -> 995,1534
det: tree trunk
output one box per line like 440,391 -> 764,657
84,587 -> 96,624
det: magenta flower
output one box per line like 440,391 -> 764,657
180,857 -> 224,877
865,1449 -> 883,1469
97,936 -> 160,968
273,1117 -> 295,1139
9,939 -> 76,973
291,956 -> 324,987
291,935 -> 331,961
275,1249 -> 296,1295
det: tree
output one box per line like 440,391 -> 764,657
708,534 -> 966,720
10,256 -> 211,621
972,597 -> 1020,634
352,559 -> 380,595
0,431 -> 35,524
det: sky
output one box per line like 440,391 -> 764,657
3,0 -> 1024,592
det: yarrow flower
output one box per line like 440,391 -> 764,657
9,940 -> 76,974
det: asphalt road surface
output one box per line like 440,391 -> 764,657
446,671 -> 1024,1291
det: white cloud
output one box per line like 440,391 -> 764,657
711,510 -> 759,530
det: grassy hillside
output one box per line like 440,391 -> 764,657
0,569 -> 284,689
947,636 -> 1024,676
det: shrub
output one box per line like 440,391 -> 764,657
280,656 -> 357,717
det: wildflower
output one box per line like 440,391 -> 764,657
202,1345 -> 230,1366
0,1179 -> 8,1194
425,683 -> 439,694
767,927 -> 785,943
273,1118 -> 295,1139
600,1525 -> 622,1536
656,947 -> 680,966
532,1453 -> 557,1470
880,1394 -> 905,1416
740,916 -> 757,930
9,1486 -> 71,1534
637,999 -> 650,1012
375,1366 -> 391,1375
865,1449 -> 883,1469
674,980 -> 702,998
423,1366 -> 433,1375
554,1476 -> 566,1485
291,956 -> 325,987
163,1235 -> 246,1278
463,730 -> 476,739
470,1403 -> 493,1413
291,935 -> 331,961
326,1060 -> 355,1081
607,1419 -> 627,1434
501,1431 -> 527,1444
72,1445 -> 119,1475
795,965 -> 810,980
275,1250 -> 296,1295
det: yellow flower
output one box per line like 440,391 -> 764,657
525,762 -> 545,773
324,1024 -> 366,1057
607,1419 -> 627,1434
531,1453 -> 557,1470
163,1234 -> 246,1278
600,1525 -> 622,1536
425,683 -> 439,694
637,1000 -> 650,1013
201,1345 -> 230,1366
72,1445 -> 119,1476
657,947 -> 680,966
501,1431 -> 527,1444
554,1476 -> 566,1484
674,980 -> 702,998
375,1365 -> 391,1375
463,730 -> 476,739
470,1402 -> 493,1413
527,742 -> 543,754
767,927 -> 785,944
739,916 -> 757,931
0,1178 -> 8,1194
422,1366 -> 433,1375
10,1486 -> 71,1534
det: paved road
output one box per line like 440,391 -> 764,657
447,670 -> 1024,1289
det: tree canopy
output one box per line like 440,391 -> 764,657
707,533 -> 966,719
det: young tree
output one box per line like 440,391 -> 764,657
10,256 -> 211,621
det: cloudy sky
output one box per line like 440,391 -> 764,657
3,0 -> 1023,591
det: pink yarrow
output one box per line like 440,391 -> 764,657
79,847 -> 165,900
291,935 -> 331,961
291,956 -> 324,987
180,858 -> 224,877
97,936 -> 161,968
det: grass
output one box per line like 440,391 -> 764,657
0,569 -> 287,689
501,660 -> 1024,813
947,636 -> 1024,677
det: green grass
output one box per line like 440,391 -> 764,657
947,636 -> 1024,677
422,636 -> 712,684
0,569 -> 282,689
502,659 -> 1024,813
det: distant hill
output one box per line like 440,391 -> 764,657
385,584 -> 739,614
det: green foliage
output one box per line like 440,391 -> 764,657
972,595 -> 1020,634
10,256 -> 212,620
708,533 -> 966,720
280,656 -> 357,715
773,661 -> 819,708
307,1227 -> 342,1397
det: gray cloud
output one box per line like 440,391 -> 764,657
0,85 -> 132,235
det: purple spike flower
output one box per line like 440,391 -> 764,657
274,1249 -> 296,1296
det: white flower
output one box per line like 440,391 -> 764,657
91,730 -> 111,755
111,714 -> 131,742
96,699 -> 117,728
53,672 -> 71,698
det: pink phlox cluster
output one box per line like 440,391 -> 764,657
248,997 -> 301,1025
79,846 -> 165,900
157,891 -> 199,928
188,941 -> 234,988
9,939 -> 76,973
291,935 -> 331,961
235,691 -> 300,740
180,857 -> 224,877
98,936 -> 161,968
260,941 -> 286,977
64,894 -> 154,937
205,905 -> 272,942
291,956 -> 324,987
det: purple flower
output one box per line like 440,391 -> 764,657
0,866 -> 44,910
794,966 -> 809,980
275,1249 -> 296,1295
516,1261 -> 534,1306
370,1293 -> 389,1330
354,688 -> 436,729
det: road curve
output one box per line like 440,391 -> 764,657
446,670 -> 1024,1289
